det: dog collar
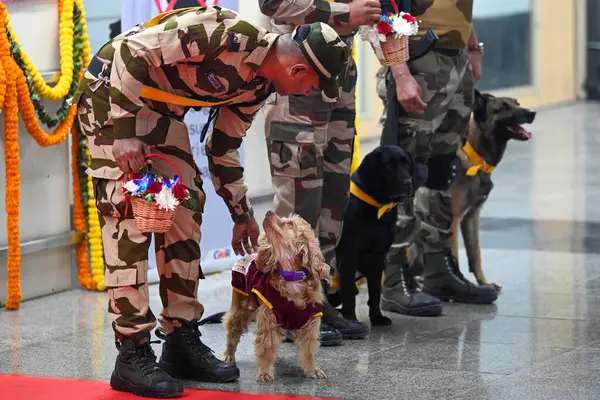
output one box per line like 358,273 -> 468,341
350,181 -> 396,219
276,268 -> 309,282
463,142 -> 496,176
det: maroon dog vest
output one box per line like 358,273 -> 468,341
231,254 -> 323,330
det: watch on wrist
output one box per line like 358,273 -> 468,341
468,42 -> 484,56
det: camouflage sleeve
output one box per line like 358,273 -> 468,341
107,37 -> 162,140
206,101 -> 266,222
258,0 -> 351,27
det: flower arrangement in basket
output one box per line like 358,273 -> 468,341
360,2 -> 419,66
122,154 -> 195,233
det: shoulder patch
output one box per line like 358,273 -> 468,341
232,253 -> 257,275
206,71 -> 226,92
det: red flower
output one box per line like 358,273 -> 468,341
172,182 -> 188,201
146,181 -> 163,194
377,20 -> 393,35
402,13 -> 417,23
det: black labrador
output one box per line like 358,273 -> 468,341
336,145 -> 427,326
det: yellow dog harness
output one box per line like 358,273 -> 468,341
349,181 -> 397,219
462,141 -> 496,176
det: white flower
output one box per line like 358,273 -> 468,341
155,187 -> 180,211
123,180 -> 140,195
393,13 -> 419,36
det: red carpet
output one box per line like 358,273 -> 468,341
0,374 -> 337,400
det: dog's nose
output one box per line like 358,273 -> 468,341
265,210 -> 274,217
525,110 -> 536,122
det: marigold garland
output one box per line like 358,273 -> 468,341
1,0 -> 104,308
1,21 -> 21,309
2,0 -> 75,100
71,122 -> 95,291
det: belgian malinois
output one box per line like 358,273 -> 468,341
410,90 -> 536,290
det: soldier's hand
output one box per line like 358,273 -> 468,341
348,0 -> 382,27
232,217 -> 260,256
395,73 -> 428,115
112,138 -> 151,173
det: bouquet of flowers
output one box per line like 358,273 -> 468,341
123,173 -> 192,211
122,154 -> 195,233
360,8 -> 419,66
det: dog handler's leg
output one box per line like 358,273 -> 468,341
156,177 -> 240,383
416,49 -> 498,304
295,317 -> 327,379
255,306 -> 285,382
378,53 -> 444,317
264,77 -> 363,344
93,178 -> 183,397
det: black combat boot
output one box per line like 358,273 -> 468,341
110,331 -> 183,398
284,322 -> 344,346
321,280 -> 369,339
381,250 -> 442,316
421,249 -> 499,304
157,321 -> 240,383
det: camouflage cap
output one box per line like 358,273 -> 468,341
292,22 -> 350,103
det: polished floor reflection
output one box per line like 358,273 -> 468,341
2,102 -> 600,400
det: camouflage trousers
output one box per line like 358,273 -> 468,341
93,178 -> 206,340
263,56 -> 357,276
378,49 -> 475,255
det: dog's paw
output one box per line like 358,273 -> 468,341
305,367 -> 327,379
256,372 -> 275,383
222,352 -> 236,365
370,315 -> 392,326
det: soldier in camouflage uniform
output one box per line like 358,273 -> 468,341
377,0 -> 498,316
74,6 -> 350,398
259,0 -> 382,346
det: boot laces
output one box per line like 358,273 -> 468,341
445,254 -> 467,285
183,323 -> 215,360
401,264 -> 420,294
133,340 -> 162,376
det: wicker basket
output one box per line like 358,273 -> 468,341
130,196 -> 177,233
378,35 -> 409,66
125,153 -> 180,233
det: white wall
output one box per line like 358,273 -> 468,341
0,0 -> 72,304
473,0 -> 531,18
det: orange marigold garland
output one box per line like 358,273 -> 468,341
71,123 -> 95,290
2,43 -> 21,310
1,0 -> 101,308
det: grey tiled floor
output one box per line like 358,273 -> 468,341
3,102 -> 600,399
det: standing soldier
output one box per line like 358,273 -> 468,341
259,0 -> 381,346
74,5 -> 350,398
378,0 -> 499,315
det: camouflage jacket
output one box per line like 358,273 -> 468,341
259,0 -> 354,35
74,6 -> 279,222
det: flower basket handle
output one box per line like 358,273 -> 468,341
383,0 -> 400,14
128,153 -> 183,181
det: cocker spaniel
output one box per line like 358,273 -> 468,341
222,211 -> 330,382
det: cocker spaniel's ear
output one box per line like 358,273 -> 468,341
255,245 -> 277,274
302,231 -> 330,281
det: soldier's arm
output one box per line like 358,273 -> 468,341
205,102 -> 265,222
106,36 -> 164,140
258,0 -> 350,27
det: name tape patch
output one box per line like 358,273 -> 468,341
206,71 -> 226,92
